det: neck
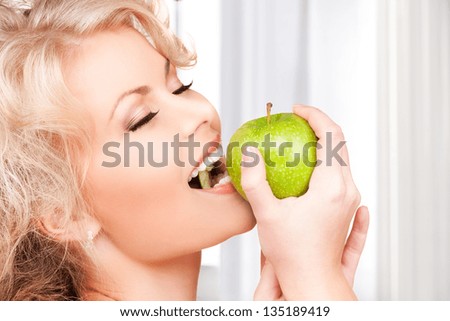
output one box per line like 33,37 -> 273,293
83,237 -> 202,300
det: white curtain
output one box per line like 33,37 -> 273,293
377,0 -> 450,300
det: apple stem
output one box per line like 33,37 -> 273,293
266,102 -> 273,125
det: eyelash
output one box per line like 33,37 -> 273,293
172,81 -> 193,95
128,110 -> 159,132
128,82 -> 192,132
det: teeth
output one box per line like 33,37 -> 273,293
192,155 -> 221,176
198,162 -> 207,172
189,151 -> 223,181
214,174 -> 231,187
218,175 -> 231,185
204,155 -> 221,166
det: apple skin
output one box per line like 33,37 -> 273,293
226,113 -> 317,200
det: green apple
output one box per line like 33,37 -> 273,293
226,103 -> 317,199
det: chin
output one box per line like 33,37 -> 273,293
234,202 -> 257,233
206,199 -> 256,249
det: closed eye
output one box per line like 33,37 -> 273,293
128,110 -> 159,132
172,81 -> 193,95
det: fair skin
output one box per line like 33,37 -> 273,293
60,27 -> 369,300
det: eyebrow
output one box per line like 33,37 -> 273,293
109,59 -> 170,121
109,85 -> 151,121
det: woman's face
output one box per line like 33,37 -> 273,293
64,28 -> 255,262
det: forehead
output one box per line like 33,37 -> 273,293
63,28 -> 165,116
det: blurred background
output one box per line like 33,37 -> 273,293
165,0 -> 450,300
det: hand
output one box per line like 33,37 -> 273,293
243,105 -> 367,300
254,206 -> 369,300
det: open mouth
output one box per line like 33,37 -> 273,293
188,154 -> 231,190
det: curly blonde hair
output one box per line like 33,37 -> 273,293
0,0 -> 196,300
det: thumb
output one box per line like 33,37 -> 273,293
342,206 -> 370,287
254,260 -> 282,300
241,146 -> 275,217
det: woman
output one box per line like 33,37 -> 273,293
0,0 -> 369,300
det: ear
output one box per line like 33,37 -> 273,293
38,210 -> 101,243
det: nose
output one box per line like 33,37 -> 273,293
170,91 -> 221,139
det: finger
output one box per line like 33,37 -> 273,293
260,252 -> 266,273
341,206 -> 370,286
335,136 -> 357,189
254,261 -> 282,300
293,105 -> 353,184
240,146 -> 276,220
293,104 -> 348,165
293,105 -> 346,191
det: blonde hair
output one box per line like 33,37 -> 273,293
0,0 -> 196,300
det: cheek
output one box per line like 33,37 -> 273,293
86,140 -> 185,253
89,137 -> 177,202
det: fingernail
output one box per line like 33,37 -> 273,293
241,146 -> 258,163
247,146 -> 258,153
